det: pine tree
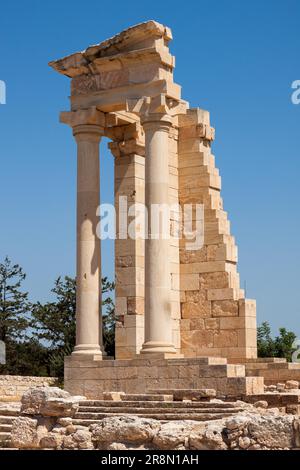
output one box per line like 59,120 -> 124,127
31,276 -> 76,352
0,257 -> 29,343
102,277 -> 115,358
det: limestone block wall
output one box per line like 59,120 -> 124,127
243,358 -> 300,385
64,356 -> 264,399
178,108 -> 257,360
168,123 -> 181,353
113,121 -> 181,358
0,375 -> 58,401
113,107 -> 257,361
110,122 -> 146,359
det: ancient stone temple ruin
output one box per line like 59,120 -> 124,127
49,20 -> 260,398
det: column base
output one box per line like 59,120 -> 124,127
140,341 -> 177,355
72,344 -> 103,358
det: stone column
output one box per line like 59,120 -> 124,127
60,108 -> 105,357
140,112 -> 177,355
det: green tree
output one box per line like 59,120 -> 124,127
274,328 -> 297,362
257,321 -> 275,357
257,321 -> 297,361
1,339 -> 49,376
31,276 -> 115,377
0,257 -> 29,343
102,277 -> 116,358
31,276 -> 76,352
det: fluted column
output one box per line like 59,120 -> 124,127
60,108 -> 105,357
140,113 -> 176,355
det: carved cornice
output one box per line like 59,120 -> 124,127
49,21 -> 173,78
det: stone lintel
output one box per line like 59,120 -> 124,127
106,111 -> 140,127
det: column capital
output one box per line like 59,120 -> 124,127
60,107 -> 105,138
126,94 -> 188,128
72,124 -> 104,143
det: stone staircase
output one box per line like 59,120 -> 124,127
0,405 -> 19,449
243,358 -> 300,385
73,392 -> 244,426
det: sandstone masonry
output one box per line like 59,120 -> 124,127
49,20 -> 260,397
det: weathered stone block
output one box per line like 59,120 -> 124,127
185,290 -> 206,303
199,271 -> 230,289
181,301 -> 211,318
208,288 -> 239,301
190,318 -> 205,330
213,330 -> 238,348
239,298 -> 256,317
205,318 -> 220,330
115,296 -> 127,315
180,261 -> 227,274
180,247 -> 207,264
212,300 -> 239,317
179,273 -> 199,290
181,330 -> 214,349
127,296 -> 144,314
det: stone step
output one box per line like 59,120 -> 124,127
0,413 -> 15,448
147,389 -> 217,400
78,402 -> 239,411
79,400 -> 237,409
0,431 -> 11,443
0,442 -> 11,449
0,409 -> 19,417
75,407 -> 243,419
0,416 -> 15,424
0,424 -> 12,432
244,393 -> 300,406
243,358 -> 287,364
121,394 -> 173,402
72,411 -> 234,423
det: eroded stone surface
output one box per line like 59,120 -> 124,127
9,387 -> 300,450
90,416 -> 160,448
21,386 -> 85,417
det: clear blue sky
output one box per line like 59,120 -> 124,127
0,0 -> 299,336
